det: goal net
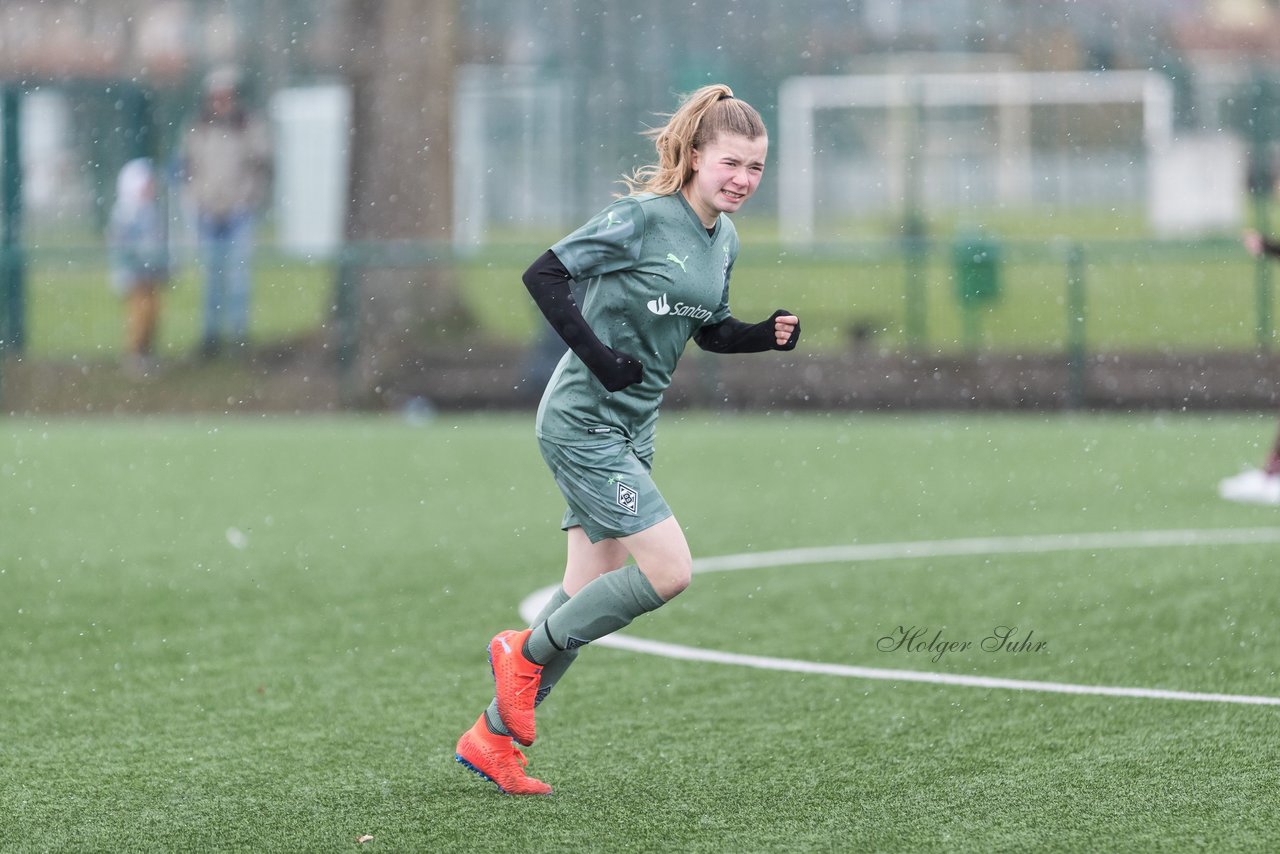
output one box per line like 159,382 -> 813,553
777,70 -> 1178,243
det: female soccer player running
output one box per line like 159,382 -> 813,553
455,84 -> 801,795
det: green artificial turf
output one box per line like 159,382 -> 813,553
3,413 -> 1279,850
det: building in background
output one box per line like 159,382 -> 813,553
1,0 -> 1278,244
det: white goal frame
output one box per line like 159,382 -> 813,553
777,70 -> 1176,244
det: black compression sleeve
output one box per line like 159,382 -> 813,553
522,250 -> 643,392
694,309 -> 800,353
693,316 -> 775,353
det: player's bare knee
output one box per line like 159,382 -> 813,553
655,558 -> 692,600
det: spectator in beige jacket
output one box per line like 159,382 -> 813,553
181,66 -> 271,358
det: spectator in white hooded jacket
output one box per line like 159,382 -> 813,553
107,157 -> 170,377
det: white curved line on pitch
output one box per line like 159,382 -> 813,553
519,527 -> 1280,707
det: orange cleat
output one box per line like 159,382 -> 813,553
488,628 -> 543,746
454,715 -> 552,796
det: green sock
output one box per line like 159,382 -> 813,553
530,587 -> 580,708
484,586 -> 577,736
525,565 -> 665,664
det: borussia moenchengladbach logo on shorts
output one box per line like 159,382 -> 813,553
616,481 -> 639,515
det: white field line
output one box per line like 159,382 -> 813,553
518,528 -> 1280,707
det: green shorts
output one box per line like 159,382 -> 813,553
538,435 -> 672,543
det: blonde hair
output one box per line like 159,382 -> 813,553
621,84 -> 767,196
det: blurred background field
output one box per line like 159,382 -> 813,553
4,412 -> 1279,849
3,0 -> 1280,411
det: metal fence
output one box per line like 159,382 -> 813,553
5,234 -> 1273,356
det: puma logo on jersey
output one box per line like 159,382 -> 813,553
666,253 -> 689,272
598,210 -> 627,237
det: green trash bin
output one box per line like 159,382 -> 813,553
953,234 -> 1001,349
953,235 -> 1002,305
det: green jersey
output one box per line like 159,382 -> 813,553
535,191 -> 737,446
